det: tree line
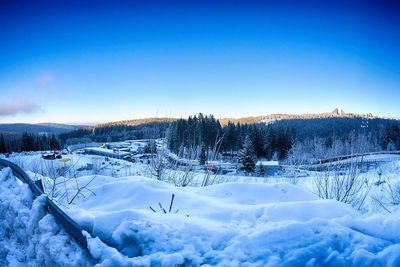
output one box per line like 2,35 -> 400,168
58,122 -> 169,145
1,115 -> 398,164
167,113 -> 295,161
167,114 -> 400,166
0,132 -> 60,154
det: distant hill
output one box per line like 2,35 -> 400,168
97,109 -> 380,128
96,117 -> 177,128
218,108 -> 378,126
56,109 -> 398,149
0,123 -> 87,135
1,109 -> 384,136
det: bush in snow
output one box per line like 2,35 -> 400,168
312,158 -> 372,211
371,167 -> 400,213
148,148 -> 167,181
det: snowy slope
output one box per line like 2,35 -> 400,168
3,153 -> 400,266
61,175 -> 400,266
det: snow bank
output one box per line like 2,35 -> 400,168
0,167 -> 92,266
5,152 -> 400,266
62,176 -> 400,266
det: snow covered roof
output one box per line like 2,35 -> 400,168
256,160 -> 279,166
84,147 -> 130,156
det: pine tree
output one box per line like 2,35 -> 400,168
0,134 -> 7,154
49,135 -> 61,150
239,135 -> 256,173
21,132 -> 37,151
199,142 -> 207,165
21,132 -> 32,151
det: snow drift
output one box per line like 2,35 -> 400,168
2,154 -> 400,267
0,167 -> 92,266
63,175 -> 400,266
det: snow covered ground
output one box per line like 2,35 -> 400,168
0,167 -> 92,266
4,152 -> 400,212
65,175 -> 400,266
1,152 -> 400,266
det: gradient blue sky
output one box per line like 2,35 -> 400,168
0,1 -> 399,123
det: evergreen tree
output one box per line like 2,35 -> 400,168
199,142 -> 207,165
0,134 -> 7,154
49,135 -> 61,150
250,126 -> 264,158
239,135 -> 256,173
149,140 -> 157,154
21,132 -> 35,151
264,128 -> 276,160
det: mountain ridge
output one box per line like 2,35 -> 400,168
96,108 -> 382,128
218,108 -> 378,126
0,109 -> 389,133
0,123 -> 87,135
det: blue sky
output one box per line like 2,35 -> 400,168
0,1 -> 399,123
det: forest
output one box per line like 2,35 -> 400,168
0,132 -> 60,154
167,114 -> 400,162
1,115 -> 399,165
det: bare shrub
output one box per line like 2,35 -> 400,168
149,148 -> 167,181
371,168 -> 400,213
201,132 -> 224,187
23,155 -> 97,205
312,157 -> 372,211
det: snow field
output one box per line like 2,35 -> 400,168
62,175 -> 400,266
3,153 -> 400,266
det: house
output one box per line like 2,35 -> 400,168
256,161 -> 280,176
